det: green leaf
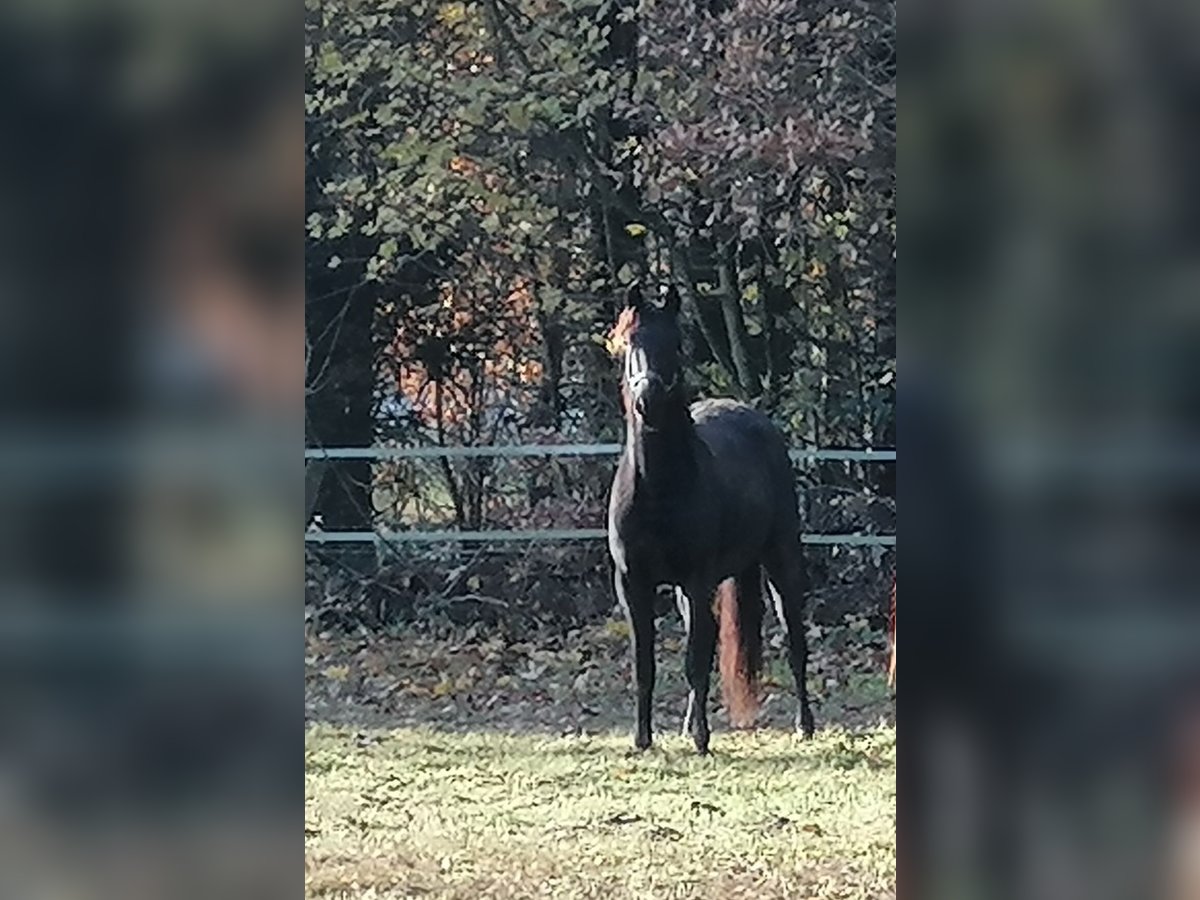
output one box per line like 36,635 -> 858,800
317,47 -> 343,76
624,223 -> 647,237
505,102 -> 532,132
541,97 -> 564,124
437,2 -> 467,26
461,98 -> 487,127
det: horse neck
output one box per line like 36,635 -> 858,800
624,401 -> 697,496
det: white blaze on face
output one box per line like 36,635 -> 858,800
625,345 -> 649,388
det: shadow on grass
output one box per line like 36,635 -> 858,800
308,721 -> 895,780
306,671 -> 892,739
305,703 -> 893,745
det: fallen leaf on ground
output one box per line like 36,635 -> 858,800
604,813 -> 642,825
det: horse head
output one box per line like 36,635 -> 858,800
613,282 -> 684,430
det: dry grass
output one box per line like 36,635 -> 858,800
305,724 -> 894,899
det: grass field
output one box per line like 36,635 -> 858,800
305,621 -> 895,899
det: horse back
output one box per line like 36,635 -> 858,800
690,398 -> 798,535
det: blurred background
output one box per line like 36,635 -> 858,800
903,0 -> 1200,898
1,0 -> 1197,894
0,1 -> 297,898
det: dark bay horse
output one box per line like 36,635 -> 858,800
607,284 -> 814,754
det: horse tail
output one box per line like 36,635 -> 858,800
717,574 -> 763,729
887,574 -> 897,690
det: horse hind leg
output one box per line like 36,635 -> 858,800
764,543 -> 816,738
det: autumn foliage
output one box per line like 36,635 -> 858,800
306,0 -> 895,615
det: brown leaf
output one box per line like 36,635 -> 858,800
604,812 -> 642,826
649,826 -> 683,841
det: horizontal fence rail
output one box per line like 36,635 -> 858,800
306,444 -> 895,548
305,444 -> 896,462
307,529 -> 895,547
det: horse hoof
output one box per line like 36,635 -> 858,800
796,712 -> 816,740
634,735 -> 652,752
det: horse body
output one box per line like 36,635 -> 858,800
607,286 -> 814,754
610,400 -> 791,582
690,398 -> 799,560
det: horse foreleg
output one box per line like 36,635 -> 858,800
615,569 -> 656,750
679,581 -> 718,755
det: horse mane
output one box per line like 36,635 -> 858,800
606,307 -> 639,358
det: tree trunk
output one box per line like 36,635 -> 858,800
305,247 -> 376,535
717,248 -> 759,399
592,1 -> 645,299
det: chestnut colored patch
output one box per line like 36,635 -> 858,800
718,580 -> 761,729
606,307 -> 639,357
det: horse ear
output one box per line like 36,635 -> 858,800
624,282 -> 645,312
663,284 -> 681,316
